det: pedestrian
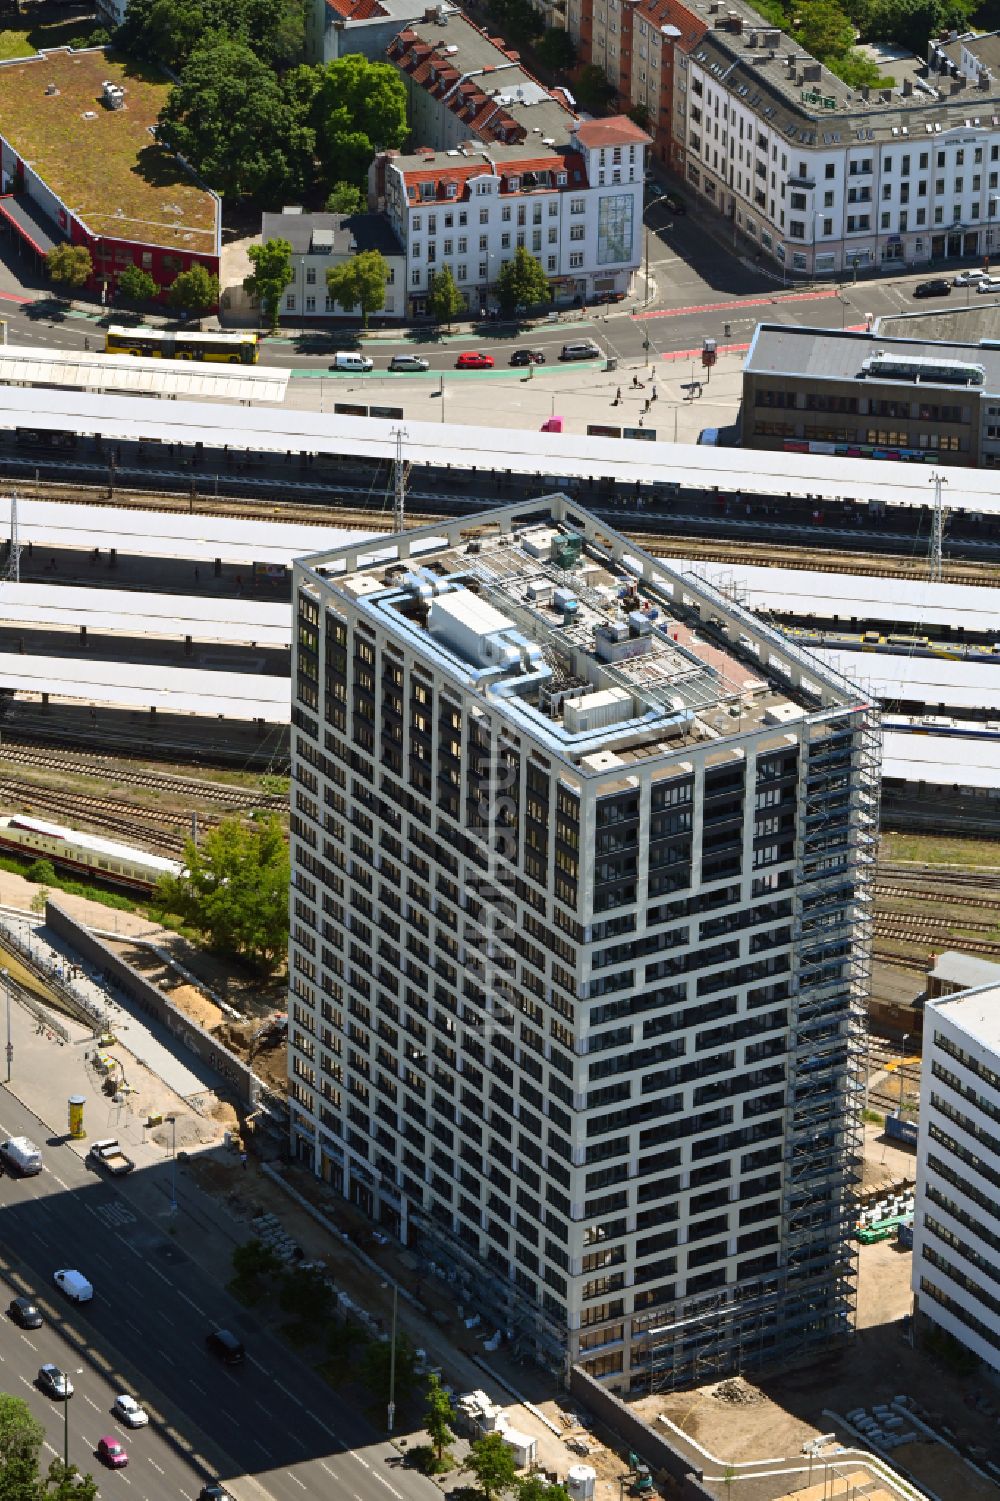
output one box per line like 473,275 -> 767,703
616,386 -> 622,403
240,1150 -> 248,1170
652,386 -> 658,401
632,374 -> 639,388
194,566 -> 200,582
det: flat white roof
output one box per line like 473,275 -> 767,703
0,582 -> 291,647
679,561 -> 1000,637
4,383 -> 1000,512
0,654 -> 287,722
882,730 -> 1000,789
0,346 -> 289,404
814,648 -> 1000,714
930,982 -> 1000,1051
7,497 -> 375,568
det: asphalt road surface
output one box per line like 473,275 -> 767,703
0,1089 -> 439,1501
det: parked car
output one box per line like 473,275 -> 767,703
977,275 -> 1000,294
97,1437 -> 128,1469
953,268 -> 988,285
9,1297 -> 42,1329
206,1328 -> 245,1365
38,1365 -> 73,1399
913,279 -> 951,298
509,348 -> 546,366
591,290 -> 626,305
559,340 -> 602,362
455,352 -> 494,369
388,354 -> 429,372
53,1270 -> 93,1303
662,192 -> 686,214
112,1395 -> 149,1428
331,351 -> 373,372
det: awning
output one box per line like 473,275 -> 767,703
0,195 -> 60,256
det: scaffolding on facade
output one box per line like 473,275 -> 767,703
641,702 -> 881,1393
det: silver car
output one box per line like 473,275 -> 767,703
112,1394 -> 149,1428
388,354 -> 430,372
38,1364 -> 73,1399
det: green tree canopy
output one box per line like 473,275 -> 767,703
360,1332 -> 418,1406
117,264 -> 158,303
518,1479 -> 568,1501
488,0 -> 542,47
160,36 -> 312,201
168,263 -> 220,315
0,1395 -> 44,1469
118,0 -> 305,70
42,1460 -> 99,1501
466,1433 -> 518,1501
792,0 -> 855,59
423,1373 -> 455,1462
535,27 -> 576,72
325,249 -> 389,326
426,266 -> 465,327
325,181 -> 365,214
312,56 -> 407,188
155,814 -> 289,970
573,63 -> 614,113
244,237 -> 295,329
495,247 -> 550,315
46,244 -> 92,289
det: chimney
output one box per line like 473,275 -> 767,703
861,85 -> 869,100
951,75 -> 967,92
980,69 -> 991,90
879,88 -> 891,101
902,76 -> 913,94
787,57 -> 796,81
803,61 -> 821,80
728,12 -> 742,32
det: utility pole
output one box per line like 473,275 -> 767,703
5,493 -> 20,584
387,1280 -> 398,1433
929,470 -> 948,583
391,426 -> 408,536
3,970 -> 11,1082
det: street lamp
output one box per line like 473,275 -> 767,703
167,1115 -> 177,1213
898,1033 -> 910,1119
3,969 -> 10,1083
387,1280 -> 398,1432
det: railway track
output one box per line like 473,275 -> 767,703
0,784 -> 187,856
0,744 -> 287,811
10,478 -> 1000,587
873,921 -> 1000,958
875,883 -> 1000,912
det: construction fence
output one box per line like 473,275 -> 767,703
568,1367 -> 715,1501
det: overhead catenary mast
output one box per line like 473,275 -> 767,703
391,425 -> 408,535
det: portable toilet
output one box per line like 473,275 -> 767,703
567,1466 -> 597,1501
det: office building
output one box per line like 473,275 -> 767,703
912,982 -> 1000,1375
288,496 -> 879,1390
742,324 -> 1000,467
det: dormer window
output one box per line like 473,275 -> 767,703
509,175 -> 520,191
557,172 -> 567,186
445,182 -> 457,198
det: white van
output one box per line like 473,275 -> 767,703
53,1269 -> 93,1303
0,1136 -> 43,1175
332,351 -> 374,372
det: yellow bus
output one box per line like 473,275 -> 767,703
104,326 -> 259,365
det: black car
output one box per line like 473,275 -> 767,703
199,1486 -> 230,1501
9,1296 -> 42,1329
663,193 -> 687,215
913,279 -> 951,298
206,1328 -> 245,1365
509,348 -> 546,366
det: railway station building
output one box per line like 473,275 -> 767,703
289,496 -> 880,1390
0,48 -> 220,303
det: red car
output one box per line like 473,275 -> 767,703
97,1437 -> 128,1469
455,351 -> 494,369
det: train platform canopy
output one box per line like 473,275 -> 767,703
6,382 -> 1000,515
0,346 -> 289,404
882,731 -> 1000,790
678,561 -> 1000,637
9,498 -> 380,568
0,654 -> 288,722
814,647 -> 1000,715
0,583 -> 291,648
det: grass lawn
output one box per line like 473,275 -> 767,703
0,15 -> 97,60
882,829 -> 1000,868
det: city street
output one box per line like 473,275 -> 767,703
0,1088 -> 439,1501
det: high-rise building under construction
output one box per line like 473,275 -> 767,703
288,496 -> 879,1390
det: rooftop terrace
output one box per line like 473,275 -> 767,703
0,48 -> 218,256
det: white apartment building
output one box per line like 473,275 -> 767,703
259,209 -> 405,321
288,496 -> 880,1390
913,983 -> 1000,1375
674,6 -> 1000,278
376,14 -> 649,312
373,124 -> 647,314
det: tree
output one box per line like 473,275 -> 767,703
628,101 -> 651,130
861,0 -> 945,54
117,264 -> 158,303
423,1374 -> 455,1463
426,267 -> 465,328
495,247 -> 550,316
159,37 -> 312,202
466,1433 -> 518,1501
826,49 -> 893,87
0,1395 -> 44,1469
535,27 -> 576,72
118,0 -> 305,70
326,249 -> 389,326
280,1264 -> 335,1326
325,181 -> 365,214
42,1460 -> 99,1501
46,243 -> 92,290
312,56 -> 407,190
518,1480 -> 568,1501
244,238 -> 295,330
360,1331 -> 418,1406
154,814 -> 290,969
573,63 -> 614,113
792,0 -> 855,59
168,263 -> 220,316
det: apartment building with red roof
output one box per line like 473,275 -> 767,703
380,12 -> 650,313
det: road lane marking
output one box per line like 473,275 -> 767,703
159,1352 -> 175,1366
19,1335 -> 37,1351
84,1396 -> 101,1411
254,1400 -> 269,1414
221,1411 -> 239,1427
319,1464 -> 336,1478
253,1441 -> 273,1457
148,1461 -> 164,1475
189,1381 -> 207,1396
177,1292 -> 204,1315
287,1477 -> 307,1491
352,1454 -> 371,1471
